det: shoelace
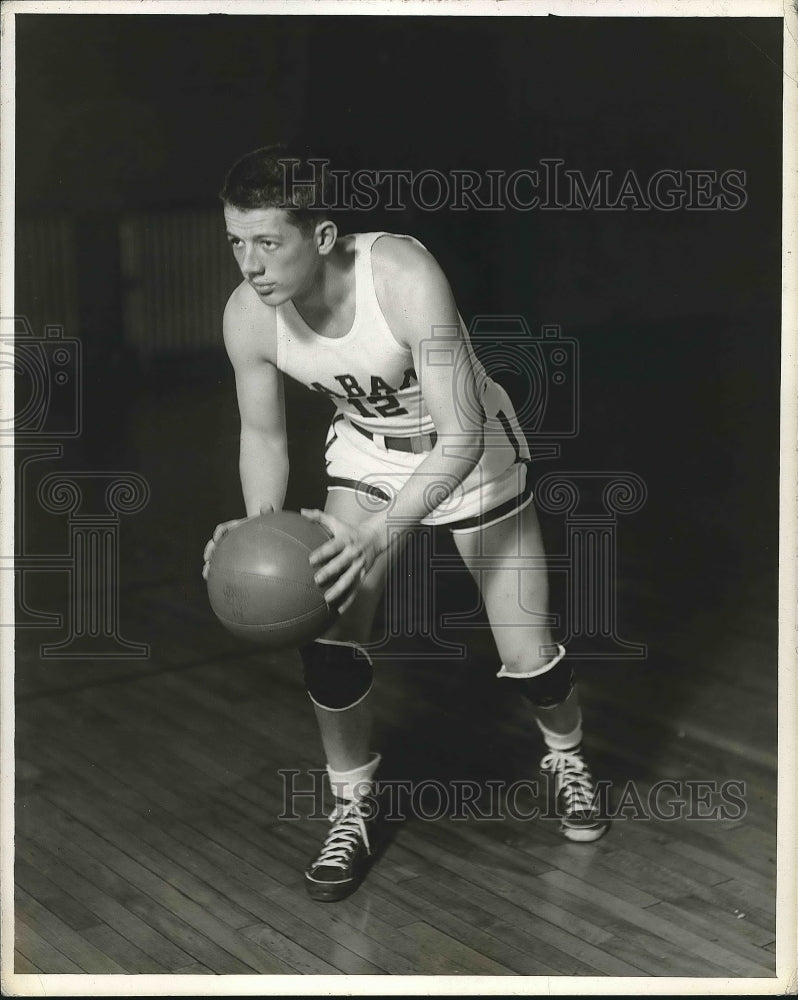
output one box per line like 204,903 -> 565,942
541,748 -> 597,814
312,798 -> 372,870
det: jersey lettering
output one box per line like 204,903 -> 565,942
311,372 -> 410,421
369,375 -> 397,395
369,394 -> 409,419
348,397 -> 375,419
334,374 -> 367,397
399,367 -> 418,391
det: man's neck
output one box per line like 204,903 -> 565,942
291,239 -> 356,335
293,240 -> 353,316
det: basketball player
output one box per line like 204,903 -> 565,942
203,145 -> 608,902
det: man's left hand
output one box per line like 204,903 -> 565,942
301,508 -> 380,614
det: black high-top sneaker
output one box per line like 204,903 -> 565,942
304,794 -> 378,901
540,745 -> 610,842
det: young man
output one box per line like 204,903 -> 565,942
203,145 -> 608,903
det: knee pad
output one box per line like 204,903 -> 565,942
520,656 -> 575,708
497,645 -> 575,708
300,640 -> 373,711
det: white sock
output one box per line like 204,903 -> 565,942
535,693 -> 583,751
327,752 -> 381,802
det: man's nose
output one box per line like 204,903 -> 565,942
242,244 -> 262,276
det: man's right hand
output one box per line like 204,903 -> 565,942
202,501 -> 274,580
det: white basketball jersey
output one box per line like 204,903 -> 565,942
275,232 -> 485,437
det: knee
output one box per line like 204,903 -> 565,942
498,645 -> 575,708
520,656 -> 575,708
300,639 -> 373,711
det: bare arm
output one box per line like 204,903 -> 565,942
306,239 -> 486,604
364,237 -> 484,551
223,285 -> 289,517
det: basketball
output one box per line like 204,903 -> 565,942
207,510 -> 336,648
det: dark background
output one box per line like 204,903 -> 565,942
14,15 -> 782,715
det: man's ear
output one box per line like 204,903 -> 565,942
315,219 -> 338,255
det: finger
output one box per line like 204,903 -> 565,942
325,566 -> 364,609
202,561 -> 209,581
309,535 -> 349,568
217,518 -> 240,542
322,554 -> 365,605
203,541 -> 213,562
336,565 -> 367,615
337,592 -> 356,615
313,544 -> 362,586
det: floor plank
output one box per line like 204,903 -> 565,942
262,886 -> 428,975
399,832 -> 730,977
36,790 -> 296,975
535,869 -> 773,976
13,952 -> 44,975
645,901 -> 776,971
399,921 -> 518,975
20,797 -> 264,974
41,778 -> 265,933
14,917 -> 85,975
666,838 -> 776,891
15,891 -> 126,975
17,834 -> 196,971
239,923 -> 342,976
400,871 -> 640,976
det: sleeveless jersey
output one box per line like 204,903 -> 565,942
275,232 -> 487,437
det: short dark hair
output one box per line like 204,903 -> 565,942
219,143 -> 332,234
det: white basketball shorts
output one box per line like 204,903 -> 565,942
323,379 -> 533,534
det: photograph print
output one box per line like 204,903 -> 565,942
2,1 -> 794,994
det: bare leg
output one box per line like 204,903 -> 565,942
302,490 -> 393,899
311,700 -> 373,772
310,489 -> 391,771
454,498 -> 607,840
453,499 -> 581,742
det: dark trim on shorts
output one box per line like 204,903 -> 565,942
327,463 -> 533,532
324,414 -> 346,468
327,476 -> 393,502
445,464 -> 534,533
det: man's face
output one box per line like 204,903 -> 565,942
224,205 -> 317,305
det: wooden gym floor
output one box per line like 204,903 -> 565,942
12,352 -> 779,980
